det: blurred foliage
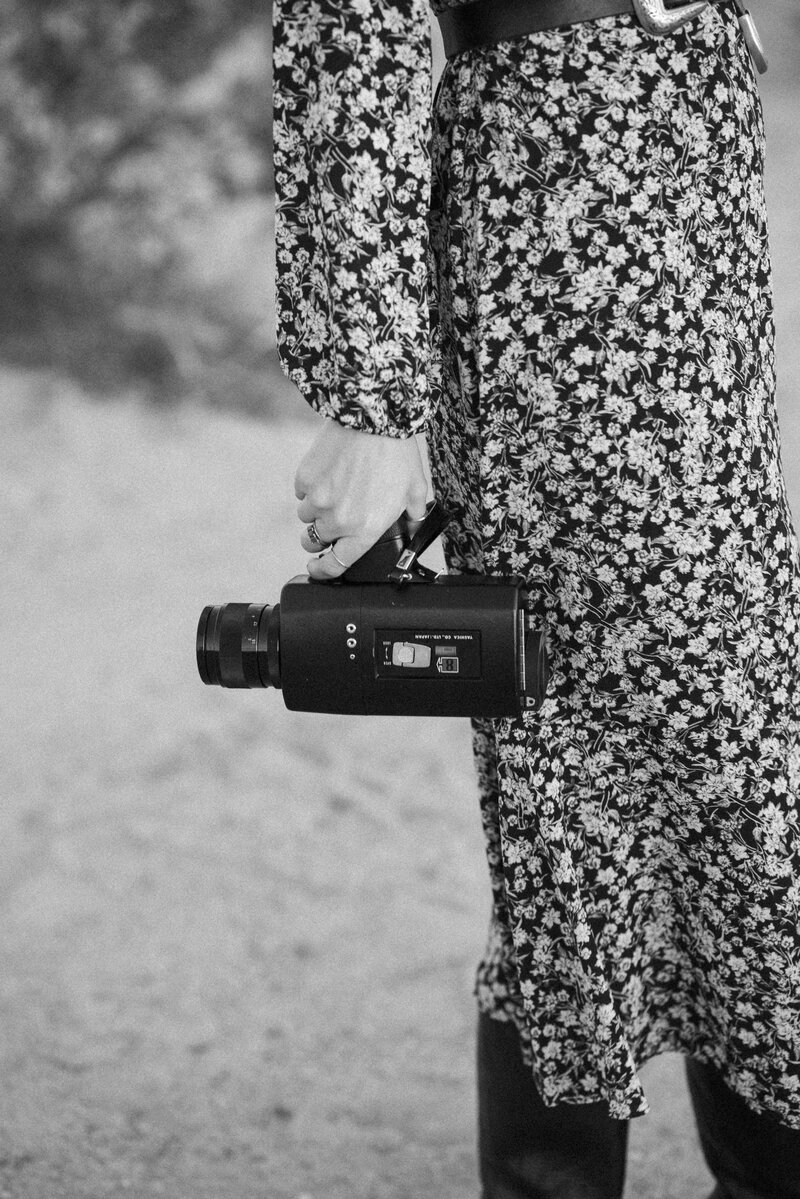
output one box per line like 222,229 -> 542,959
0,0 -> 286,416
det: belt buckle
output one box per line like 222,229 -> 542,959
632,0 -> 709,35
733,0 -> 768,73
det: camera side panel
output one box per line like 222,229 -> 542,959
279,578 -> 366,713
358,580 -> 522,717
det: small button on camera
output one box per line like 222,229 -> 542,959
347,637 -> 357,648
346,623 -> 357,633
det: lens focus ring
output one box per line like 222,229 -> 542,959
197,603 -> 268,688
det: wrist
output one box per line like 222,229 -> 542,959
321,417 -> 420,454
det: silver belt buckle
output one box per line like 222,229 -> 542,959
733,0 -> 768,73
633,0 -> 768,75
632,0 -> 709,36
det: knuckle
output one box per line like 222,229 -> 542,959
294,465 -> 311,492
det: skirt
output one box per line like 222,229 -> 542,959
426,0 -> 800,1126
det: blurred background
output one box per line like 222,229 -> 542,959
1,2 -> 798,1197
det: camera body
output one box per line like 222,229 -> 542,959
197,504 -> 549,717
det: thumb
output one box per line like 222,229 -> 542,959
405,482 -> 430,524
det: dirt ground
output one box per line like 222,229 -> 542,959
1,5 -> 799,1197
1,380 -> 716,1199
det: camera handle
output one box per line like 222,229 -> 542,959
340,499 -> 453,586
387,499 -> 453,585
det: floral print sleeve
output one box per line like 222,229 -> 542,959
272,0 -> 434,438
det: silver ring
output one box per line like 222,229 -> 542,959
326,544 -> 348,570
307,520 -> 332,550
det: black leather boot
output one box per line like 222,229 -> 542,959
477,1010 -> 630,1199
685,1056 -> 800,1199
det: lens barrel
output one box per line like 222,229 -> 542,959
197,603 -> 281,689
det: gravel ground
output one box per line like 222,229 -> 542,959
1,4 -> 798,1196
1,380 -> 715,1199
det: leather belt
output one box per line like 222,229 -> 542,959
435,0 -> 731,59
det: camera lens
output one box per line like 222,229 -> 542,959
197,603 -> 281,689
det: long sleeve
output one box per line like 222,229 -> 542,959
272,0 -> 434,438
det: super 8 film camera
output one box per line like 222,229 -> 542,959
196,503 -> 549,717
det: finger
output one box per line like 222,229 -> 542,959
300,522 -> 336,553
405,486 -> 430,522
294,460 -> 312,500
307,536 -> 372,581
307,547 -> 347,581
297,507 -> 337,548
297,496 -> 327,524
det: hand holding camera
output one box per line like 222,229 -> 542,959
197,497 -> 550,717
294,418 -> 429,579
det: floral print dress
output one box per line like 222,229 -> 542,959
272,0 -> 800,1127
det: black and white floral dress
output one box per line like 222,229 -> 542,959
272,0 -> 800,1127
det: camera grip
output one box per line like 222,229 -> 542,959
341,500 -> 452,584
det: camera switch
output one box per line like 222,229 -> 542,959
347,637 -> 357,648
346,623 -> 357,633
392,642 -> 432,668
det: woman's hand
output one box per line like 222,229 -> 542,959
294,418 -> 429,579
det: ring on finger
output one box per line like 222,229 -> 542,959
325,544 -> 348,570
307,520 -> 332,550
